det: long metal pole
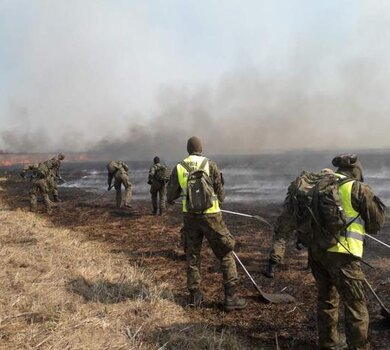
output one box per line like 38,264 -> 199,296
221,209 -> 274,228
222,209 -> 390,250
365,233 -> 390,249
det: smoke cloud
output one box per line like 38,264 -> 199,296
1,1 -> 390,159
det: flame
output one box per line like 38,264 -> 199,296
0,153 -> 91,167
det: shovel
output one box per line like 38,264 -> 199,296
233,251 -> 295,304
364,278 -> 390,319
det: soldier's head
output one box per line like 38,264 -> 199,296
187,136 -> 202,155
332,153 -> 364,181
153,156 -> 160,164
58,153 -> 65,161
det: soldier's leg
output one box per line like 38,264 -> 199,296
202,214 -> 246,310
150,186 -> 158,214
183,215 -> 203,292
121,174 -> 132,207
114,179 -> 122,208
158,184 -> 166,215
336,260 -> 369,350
201,214 -> 238,288
38,180 -> 54,213
269,236 -> 288,264
52,181 -> 61,202
29,186 -> 38,212
309,252 -> 340,349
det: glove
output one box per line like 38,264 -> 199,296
107,185 -> 112,191
147,180 -> 152,185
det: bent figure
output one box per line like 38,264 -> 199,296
167,136 -> 246,311
21,163 -> 55,213
107,160 -> 132,208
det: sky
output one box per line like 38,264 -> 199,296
1,0 -> 390,158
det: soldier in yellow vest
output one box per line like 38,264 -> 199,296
167,136 -> 246,311
312,155 -> 385,350
275,154 -> 385,350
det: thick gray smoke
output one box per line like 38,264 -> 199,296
1,1 -> 390,159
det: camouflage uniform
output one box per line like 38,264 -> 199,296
275,160 -> 386,350
107,161 -> 132,208
269,205 -> 296,264
148,162 -> 167,215
310,179 -> 385,350
21,164 -> 54,213
43,154 -> 64,201
167,154 -> 238,292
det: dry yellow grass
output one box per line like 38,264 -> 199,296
0,181 -> 253,350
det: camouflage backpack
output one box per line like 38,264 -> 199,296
154,164 -> 171,183
107,160 -> 127,174
286,170 -> 351,250
180,158 -> 214,213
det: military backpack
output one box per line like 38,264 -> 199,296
180,158 -> 214,213
286,170 -> 352,250
154,164 -> 171,183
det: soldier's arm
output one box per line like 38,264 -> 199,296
209,160 -> 225,203
107,172 -> 113,188
148,165 -> 155,183
167,166 -> 181,203
122,162 -> 129,172
352,182 -> 386,235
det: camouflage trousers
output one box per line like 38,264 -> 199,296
114,172 -> 132,208
150,181 -> 166,213
29,178 -> 53,213
309,249 -> 369,350
182,212 -> 238,291
269,229 -> 291,264
47,175 -> 58,197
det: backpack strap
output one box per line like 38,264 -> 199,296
179,161 -> 192,173
199,158 -> 208,171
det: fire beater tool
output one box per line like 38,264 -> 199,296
232,251 -> 295,304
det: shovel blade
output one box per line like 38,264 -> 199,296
254,284 -> 296,304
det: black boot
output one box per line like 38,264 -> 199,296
224,285 -> 247,311
189,289 -> 203,308
263,260 -> 276,278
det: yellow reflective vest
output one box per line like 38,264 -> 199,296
176,155 -> 220,214
327,174 -> 365,257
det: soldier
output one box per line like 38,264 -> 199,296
107,160 -> 132,208
148,156 -> 168,215
264,168 -> 334,278
44,152 -> 65,202
167,136 -> 246,311
274,154 -> 386,350
20,163 -> 55,213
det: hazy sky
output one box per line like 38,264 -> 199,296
1,0 -> 390,157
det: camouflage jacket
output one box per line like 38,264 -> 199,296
167,153 -> 225,204
43,158 -> 62,179
107,161 -> 129,187
148,163 -> 164,184
275,173 -> 386,238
